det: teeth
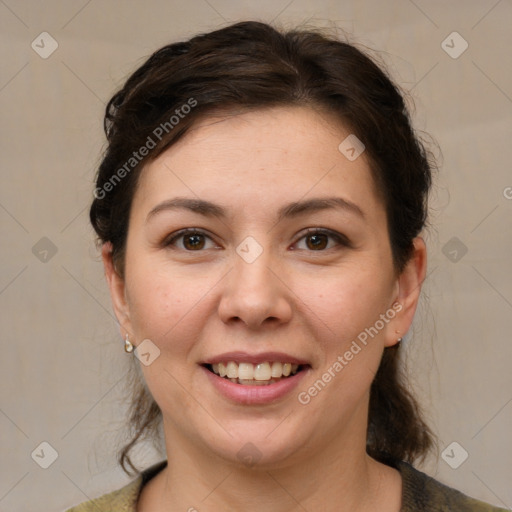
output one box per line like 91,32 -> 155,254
226,361 -> 238,379
209,361 -> 301,382
239,378 -> 278,386
254,362 -> 271,380
271,362 -> 282,378
238,362 -> 254,380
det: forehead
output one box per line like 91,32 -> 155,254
133,106 -> 384,223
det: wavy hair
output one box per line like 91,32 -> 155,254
90,21 -> 436,476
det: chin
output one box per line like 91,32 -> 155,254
196,421 -> 310,471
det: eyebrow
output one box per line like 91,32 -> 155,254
146,196 -> 365,223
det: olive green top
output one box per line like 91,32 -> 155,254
66,459 -> 508,511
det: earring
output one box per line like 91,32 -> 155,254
124,333 -> 134,353
396,330 -> 402,343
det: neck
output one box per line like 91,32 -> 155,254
141,410 -> 402,511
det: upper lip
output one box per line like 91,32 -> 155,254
201,351 -> 310,365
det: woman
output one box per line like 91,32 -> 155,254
67,21 -> 506,512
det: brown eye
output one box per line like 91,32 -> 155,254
164,229 -> 217,251
183,233 -> 206,250
295,229 -> 350,251
306,233 -> 329,250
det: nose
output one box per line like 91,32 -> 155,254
217,249 -> 293,330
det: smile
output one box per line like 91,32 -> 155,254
206,361 -> 302,385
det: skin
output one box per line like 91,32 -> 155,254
102,106 -> 427,512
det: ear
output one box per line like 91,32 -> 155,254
101,242 -> 133,339
384,236 -> 427,347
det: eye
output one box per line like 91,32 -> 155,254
294,228 -> 350,251
163,228 -> 218,251
163,227 -> 350,252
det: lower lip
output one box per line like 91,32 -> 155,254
201,365 -> 309,405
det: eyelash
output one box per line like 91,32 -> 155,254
163,227 -> 351,252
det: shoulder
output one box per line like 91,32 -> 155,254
65,478 -> 141,512
65,461 -> 167,512
394,460 -> 508,512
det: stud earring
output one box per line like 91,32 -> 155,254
396,330 -> 402,343
124,333 -> 134,353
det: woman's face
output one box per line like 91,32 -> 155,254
105,106 -> 424,468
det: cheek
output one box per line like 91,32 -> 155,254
126,267 -> 207,407
297,276 -> 390,420
302,268 -> 391,347
125,264 -> 192,345
125,258 -> 224,362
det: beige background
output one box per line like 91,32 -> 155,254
1,1 -> 511,510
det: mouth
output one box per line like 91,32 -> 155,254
202,361 -> 308,386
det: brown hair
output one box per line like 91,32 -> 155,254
90,20 -> 436,476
